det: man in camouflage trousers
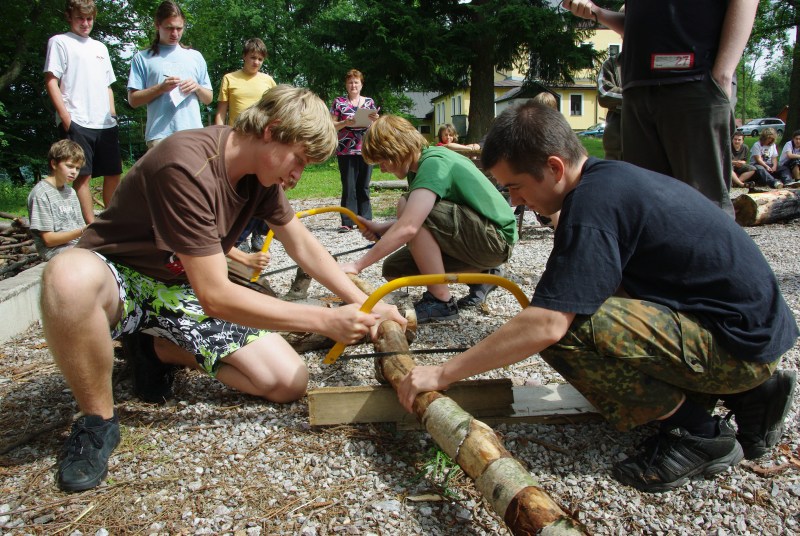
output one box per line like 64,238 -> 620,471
396,101 -> 798,493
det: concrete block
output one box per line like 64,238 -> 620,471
0,262 -> 44,343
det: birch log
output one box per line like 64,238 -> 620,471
733,189 -> 800,226
374,321 -> 586,535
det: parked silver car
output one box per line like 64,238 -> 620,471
736,118 -> 785,137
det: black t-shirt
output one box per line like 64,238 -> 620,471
532,158 -> 798,363
622,0 -> 727,89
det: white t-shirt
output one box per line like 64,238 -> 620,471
779,140 -> 800,167
44,32 -> 117,129
750,141 -> 778,166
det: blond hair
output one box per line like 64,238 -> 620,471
531,92 -> 558,110
759,128 -> 777,145
233,84 -> 336,163
362,115 -> 429,166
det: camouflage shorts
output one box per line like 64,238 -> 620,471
95,252 -> 267,376
540,297 -> 778,431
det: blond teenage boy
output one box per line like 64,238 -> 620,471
43,85 -> 405,493
339,115 -> 517,322
27,140 -> 88,260
44,0 -> 122,224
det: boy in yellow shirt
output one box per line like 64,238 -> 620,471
215,37 -> 277,255
214,38 -> 276,126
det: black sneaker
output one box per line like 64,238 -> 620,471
727,369 -> 796,459
612,417 -> 743,493
57,414 -> 120,492
457,266 -> 506,308
122,332 -> 176,404
414,291 -> 459,324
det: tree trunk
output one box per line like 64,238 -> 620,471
783,22 -> 800,146
373,321 -> 587,535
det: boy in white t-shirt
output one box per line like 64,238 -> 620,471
778,130 -> 800,186
749,128 -> 783,188
28,140 -> 88,261
44,0 -> 122,224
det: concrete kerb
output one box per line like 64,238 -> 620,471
0,263 -> 45,343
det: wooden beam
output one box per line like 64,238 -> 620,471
308,381 -> 599,427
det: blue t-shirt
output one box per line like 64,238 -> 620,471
128,44 -> 212,142
532,158 -> 798,363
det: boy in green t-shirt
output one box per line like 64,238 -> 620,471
339,115 -> 518,323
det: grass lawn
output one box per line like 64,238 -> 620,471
0,137 -> 604,217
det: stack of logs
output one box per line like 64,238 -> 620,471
0,212 -> 39,281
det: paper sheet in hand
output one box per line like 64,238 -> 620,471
169,86 -> 189,107
352,108 -> 374,128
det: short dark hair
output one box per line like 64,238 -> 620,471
793,129 -> 800,138
65,0 -> 96,18
243,38 -> 267,58
482,101 -> 586,176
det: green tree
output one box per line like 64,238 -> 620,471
748,0 -> 799,145
735,56 -> 764,122
759,43 -> 793,118
298,0 -> 595,142
0,0 -> 149,181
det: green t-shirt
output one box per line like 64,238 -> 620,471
407,146 -> 518,245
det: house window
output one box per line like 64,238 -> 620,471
419,125 -> 431,134
456,96 -> 462,115
609,44 -> 621,58
570,94 -> 583,116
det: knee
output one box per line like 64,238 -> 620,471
41,250 -> 109,308
259,364 -> 308,404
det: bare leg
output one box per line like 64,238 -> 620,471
154,333 -> 308,403
102,174 -> 121,209
41,249 -> 123,418
396,196 -> 450,301
72,174 -> 95,223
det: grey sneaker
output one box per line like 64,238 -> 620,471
457,266 -> 505,308
727,369 -> 796,459
57,414 -> 120,492
414,291 -> 458,324
612,417 -> 743,493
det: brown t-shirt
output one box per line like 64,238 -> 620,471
79,126 -> 294,282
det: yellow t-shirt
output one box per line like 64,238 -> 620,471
218,70 -> 277,125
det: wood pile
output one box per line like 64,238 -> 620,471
0,211 -> 40,281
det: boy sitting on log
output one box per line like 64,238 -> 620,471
41,85 -> 404,493
338,115 -> 518,322
397,101 -> 797,493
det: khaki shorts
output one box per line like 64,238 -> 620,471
382,199 -> 513,279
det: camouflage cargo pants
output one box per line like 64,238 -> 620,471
540,297 -> 778,431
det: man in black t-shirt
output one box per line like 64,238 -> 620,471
562,0 -> 759,217
397,101 -> 798,493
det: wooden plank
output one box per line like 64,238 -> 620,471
308,380 -> 599,427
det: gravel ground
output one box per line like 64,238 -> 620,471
1,192 -> 799,535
